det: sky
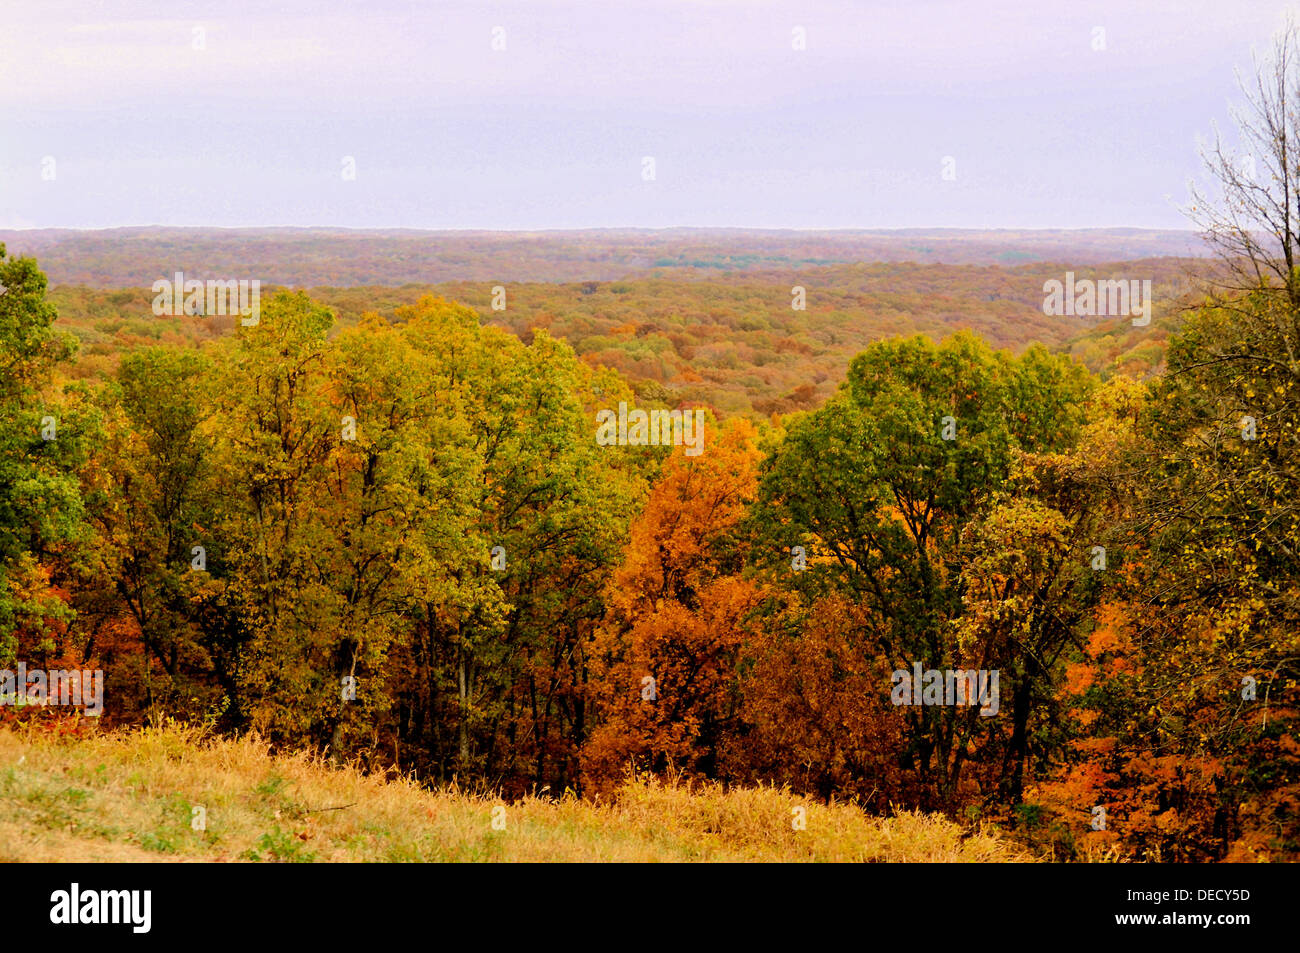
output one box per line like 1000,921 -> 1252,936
0,0 -> 1295,230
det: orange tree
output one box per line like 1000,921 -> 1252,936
582,418 -> 762,795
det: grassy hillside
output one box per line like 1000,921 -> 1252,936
0,724 -> 1032,863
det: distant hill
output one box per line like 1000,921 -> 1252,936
49,258 -> 1207,418
8,227 -> 1213,419
0,226 -> 1211,288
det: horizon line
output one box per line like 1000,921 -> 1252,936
0,224 -> 1208,235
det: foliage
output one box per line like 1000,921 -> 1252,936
4,242 -> 1296,862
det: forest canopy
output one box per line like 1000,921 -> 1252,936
1,235 -> 1295,861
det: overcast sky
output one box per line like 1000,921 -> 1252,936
0,0 -> 1294,229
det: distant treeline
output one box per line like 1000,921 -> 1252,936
0,226 -> 1210,286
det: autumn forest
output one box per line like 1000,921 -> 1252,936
0,205 -> 1294,868
3,7 -> 1300,881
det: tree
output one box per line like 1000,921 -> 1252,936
1035,305 -> 1300,861
1191,18 -> 1300,316
382,297 -> 644,790
583,418 -> 761,794
747,332 -> 1092,807
955,376 -> 1143,807
0,245 -> 84,666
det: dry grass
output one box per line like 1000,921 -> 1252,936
0,723 -> 1035,862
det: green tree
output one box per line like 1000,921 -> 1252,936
748,332 -> 1092,806
0,245 -> 84,661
